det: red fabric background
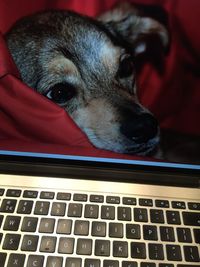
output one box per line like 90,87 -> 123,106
0,0 -> 199,158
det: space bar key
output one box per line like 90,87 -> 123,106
182,212 -> 200,226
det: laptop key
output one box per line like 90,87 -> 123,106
188,202 -> 200,210
6,189 -> 21,197
84,204 -> 99,219
143,225 -> 158,240
177,228 -> 192,243
74,220 -> 89,235
134,208 -> 148,222
131,242 -> 146,259
3,215 -> 21,231
40,191 -> 55,199
77,238 -> 92,255
109,223 -> 123,238
141,263 -> 156,267
166,210 -> 181,225
95,240 -> 110,256
51,202 -> 66,216
58,237 -> 74,254
27,255 -> 44,267
193,229 -> 200,243
150,209 -> 164,224
17,200 -> 33,214
160,226 -> 175,242
182,211 -> 200,226
40,236 -> 57,253
139,198 -> 153,207
183,245 -> 200,262
155,199 -> 169,208
21,235 -> 39,251
106,196 -> 120,204
166,245 -> 182,261
46,256 -> 63,267
23,190 -> 38,198
159,264 -> 174,267
85,259 -> 100,267
90,194 -> 104,203
0,188 -> 5,196
92,221 -> 106,237
68,203 -> 82,217
57,192 -> 71,200
7,253 -> 25,267
118,207 -> 131,221
0,215 -> 3,227
172,201 -> 186,209
0,199 -> 17,213
65,258 -> 82,267
74,194 -> 88,202
148,243 -> 164,260
126,224 -> 141,239
113,241 -> 128,257
3,234 -> 21,250
123,197 -> 136,205
21,217 -> 38,232
34,201 -> 50,215
101,206 -> 115,220
122,261 -> 137,267
0,252 -> 7,267
39,218 -> 55,233
57,219 -> 72,234
103,260 -> 119,267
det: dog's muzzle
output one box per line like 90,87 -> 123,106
120,113 -> 159,144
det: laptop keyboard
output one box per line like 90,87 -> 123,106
0,187 -> 199,267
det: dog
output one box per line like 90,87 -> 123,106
5,2 -> 169,156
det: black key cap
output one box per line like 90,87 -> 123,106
95,240 -> 110,256
74,220 -> 89,236
3,216 -> 21,231
113,241 -> 128,257
109,223 -> 123,238
166,210 -> 181,225
39,218 -> 55,233
46,256 -> 63,267
106,196 -> 120,204
183,245 -> 200,262
23,190 -> 38,198
141,263 -> 156,267
177,228 -> 192,243
3,234 -> 21,250
40,236 -> 57,253
160,226 -> 175,242
118,207 -> 131,221
85,259 -> 100,267
17,200 -> 33,214
21,217 -> 38,232
84,204 -> 99,219
159,264 -> 174,267
101,206 -> 115,220
123,197 -> 136,205
139,198 -> 153,207
6,189 -> 21,197
0,214 -> 3,227
34,201 -> 50,215
56,219 -> 72,234
0,199 -> 17,213
166,245 -> 182,261
150,209 -> 164,224
92,222 -> 106,237
182,211 -> 200,226
27,255 -> 44,267
51,202 -> 66,216
58,237 -> 74,254
126,224 -> 141,239
0,188 -> 5,196
77,238 -> 92,255
21,235 -> 39,251
122,261 -> 137,267
131,242 -> 146,259
40,191 -> 55,199
155,199 -> 169,208
57,192 -> 71,200
74,193 -> 88,202
90,194 -> 104,203
66,258 -> 82,267
0,253 -> 7,267
193,229 -> 200,244
68,203 -> 82,217
188,202 -> 200,210
143,225 -> 158,240
148,243 -> 164,260
134,208 -> 148,222
103,260 -> 119,267
7,253 -> 25,267
172,201 -> 186,209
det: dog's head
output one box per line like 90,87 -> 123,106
5,3 -> 169,155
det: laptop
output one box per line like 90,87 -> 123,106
0,145 -> 199,267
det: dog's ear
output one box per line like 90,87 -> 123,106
98,2 -> 169,58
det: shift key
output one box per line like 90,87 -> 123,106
182,212 -> 200,226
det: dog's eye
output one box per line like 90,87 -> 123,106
45,83 -> 76,104
118,55 -> 134,78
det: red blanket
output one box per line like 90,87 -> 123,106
0,0 -> 199,159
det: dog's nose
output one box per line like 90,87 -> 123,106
120,113 -> 158,143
